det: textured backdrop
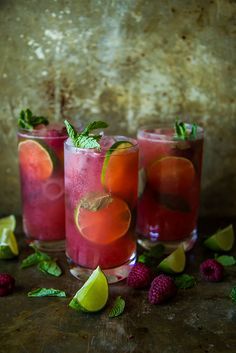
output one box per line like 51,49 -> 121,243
0,0 -> 235,216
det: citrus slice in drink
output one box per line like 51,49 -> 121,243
101,141 -> 138,207
204,224 -> 234,252
147,156 -> 195,195
0,228 -> 19,259
18,140 -> 54,181
158,246 -> 186,274
75,192 -> 131,245
69,266 -> 109,312
0,215 -> 16,231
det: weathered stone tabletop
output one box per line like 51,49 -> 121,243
0,218 -> 236,353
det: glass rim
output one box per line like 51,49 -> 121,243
137,123 -> 204,141
17,128 -> 68,140
64,135 -> 138,153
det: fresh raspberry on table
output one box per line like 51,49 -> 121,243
0,273 -> 15,296
127,263 -> 153,289
148,274 -> 177,304
200,259 -> 224,282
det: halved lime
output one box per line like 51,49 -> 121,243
0,228 -> 19,259
0,215 -> 16,231
204,224 -> 234,252
158,246 -> 186,274
69,266 -> 109,312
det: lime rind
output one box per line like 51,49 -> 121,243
204,224 -> 234,252
101,140 -> 133,186
158,246 -> 186,274
69,266 -> 109,312
0,228 -> 19,259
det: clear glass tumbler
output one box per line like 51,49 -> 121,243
18,124 -> 67,251
137,124 -> 204,252
64,135 -> 138,283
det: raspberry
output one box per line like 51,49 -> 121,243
200,259 -> 224,282
127,263 -> 152,289
148,274 -> 177,304
0,273 -> 15,296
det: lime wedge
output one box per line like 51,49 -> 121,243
204,224 -> 234,252
158,246 -> 186,274
69,266 -> 109,312
0,228 -> 19,259
0,215 -> 16,231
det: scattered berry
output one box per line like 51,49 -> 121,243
0,273 -> 15,296
200,259 -> 224,282
127,263 -> 152,289
148,274 -> 177,304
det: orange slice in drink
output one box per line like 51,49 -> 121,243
147,156 -> 195,195
18,140 -> 54,181
101,141 -> 138,208
74,192 -> 131,245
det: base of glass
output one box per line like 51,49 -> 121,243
28,238 -> 65,252
137,228 -> 198,253
67,252 -> 136,284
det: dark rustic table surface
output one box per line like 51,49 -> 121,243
1,218 -> 236,353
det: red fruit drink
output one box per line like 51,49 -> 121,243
18,124 -> 67,251
137,125 -> 204,251
64,136 -> 138,283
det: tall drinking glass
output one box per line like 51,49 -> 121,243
18,124 -> 67,251
137,124 -> 204,252
64,136 -> 138,283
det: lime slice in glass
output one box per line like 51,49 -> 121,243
69,266 -> 109,312
158,246 -> 186,274
0,215 -> 16,231
204,224 -> 234,252
0,228 -> 19,259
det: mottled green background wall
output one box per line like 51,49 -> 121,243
0,0 -> 235,216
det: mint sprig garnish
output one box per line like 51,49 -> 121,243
175,274 -> 196,289
18,109 -> 49,130
28,288 -> 66,297
175,120 -> 197,140
64,120 -> 108,150
109,296 -> 125,318
138,244 -> 165,267
21,249 -> 51,268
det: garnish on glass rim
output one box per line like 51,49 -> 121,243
18,109 -> 49,130
64,120 -> 108,150
175,120 -> 197,140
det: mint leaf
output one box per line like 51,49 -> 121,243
230,287 -> 236,303
64,120 -> 108,150
148,244 -> 165,259
175,120 -> 198,140
109,296 -> 125,318
18,109 -> 48,130
38,260 -> 62,277
21,251 -> 51,268
175,274 -> 196,289
138,244 -> 165,267
216,255 -> 236,267
28,288 -> 66,297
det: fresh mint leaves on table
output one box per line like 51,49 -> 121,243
138,244 -> 165,267
64,120 -> 108,150
18,109 -> 49,130
174,274 -> 196,289
230,287 -> 236,303
28,288 -> 66,297
175,120 -> 197,140
215,255 -> 236,267
38,260 -> 62,277
109,296 -> 126,318
21,246 -> 62,276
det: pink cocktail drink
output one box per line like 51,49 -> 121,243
64,136 -> 138,282
18,123 -> 67,251
137,124 -> 204,251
